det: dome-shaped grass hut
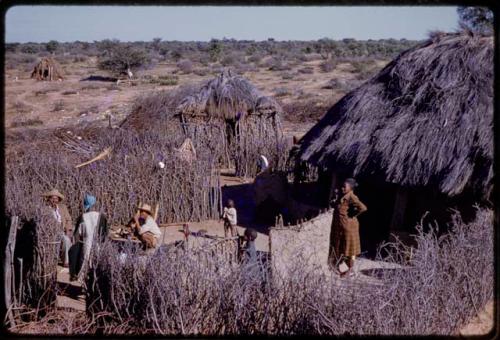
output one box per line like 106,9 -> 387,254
295,32 -> 493,251
176,69 -> 284,177
30,57 -> 64,81
121,70 -> 285,178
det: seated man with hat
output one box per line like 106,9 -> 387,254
131,203 -> 161,250
42,188 -> 73,267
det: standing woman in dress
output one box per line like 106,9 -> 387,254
330,178 -> 367,277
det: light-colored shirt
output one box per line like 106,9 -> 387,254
77,211 -> 100,261
53,206 -> 62,223
223,207 -> 237,226
138,216 -> 161,239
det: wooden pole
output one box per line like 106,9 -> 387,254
3,216 -> 19,329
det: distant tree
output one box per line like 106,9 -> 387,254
457,7 -> 493,35
45,40 -> 59,54
302,46 -> 313,54
170,50 -> 183,61
5,43 -> 19,53
208,39 -> 223,62
151,37 -> 162,51
20,44 -> 39,54
97,43 -> 151,77
95,39 -> 121,55
313,38 -> 339,60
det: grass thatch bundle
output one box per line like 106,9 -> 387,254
30,57 -> 64,81
297,32 -> 493,199
176,69 -> 282,121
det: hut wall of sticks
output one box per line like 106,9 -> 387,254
30,57 -> 64,81
294,32 -> 493,249
3,213 -> 61,326
176,70 -> 287,177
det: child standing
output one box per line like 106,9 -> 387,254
242,228 -> 258,265
222,199 -> 238,237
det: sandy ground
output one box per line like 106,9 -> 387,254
4,57 -> 387,134
459,300 -> 494,336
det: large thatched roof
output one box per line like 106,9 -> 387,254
176,69 -> 282,121
297,32 -> 493,198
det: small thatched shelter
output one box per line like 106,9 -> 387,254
176,69 -> 282,122
176,70 -> 284,177
295,32 -> 493,250
122,69 -> 285,177
30,58 -> 64,81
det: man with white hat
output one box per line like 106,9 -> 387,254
42,188 -> 73,267
131,203 -> 161,251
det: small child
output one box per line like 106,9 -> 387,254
222,199 -> 237,237
242,228 -> 258,265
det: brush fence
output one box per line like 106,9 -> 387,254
270,209 -> 333,283
181,114 -> 286,178
5,128 -> 223,225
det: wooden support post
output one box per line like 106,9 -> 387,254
3,216 -> 19,328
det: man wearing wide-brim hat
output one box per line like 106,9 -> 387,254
130,203 -> 161,251
42,188 -> 73,267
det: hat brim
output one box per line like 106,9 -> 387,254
42,192 -> 65,201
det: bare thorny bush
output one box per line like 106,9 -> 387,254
81,208 -> 493,336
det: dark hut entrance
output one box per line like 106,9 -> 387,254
328,173 -> 486,257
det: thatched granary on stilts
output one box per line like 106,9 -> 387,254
294,32 -> 493,252
176,69 -> 284,177
30,58 -> 64,81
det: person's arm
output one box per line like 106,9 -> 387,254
349,194 -> 367,217
73,215 -> 83,242
137,217 -> 154,235
133,212 -> 141,232
62,205 -> 73,235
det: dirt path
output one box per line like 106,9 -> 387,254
459,300 -> 494,336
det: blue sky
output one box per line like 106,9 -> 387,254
6,6 -> 459,43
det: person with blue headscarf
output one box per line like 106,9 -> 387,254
69,194 -> 108,281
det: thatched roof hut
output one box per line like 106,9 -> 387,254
294,32 -> 493,250
121,70 -> 285,177
30,58 -> 64,81
297,32 -> 493,199
176,69 -> 282,122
